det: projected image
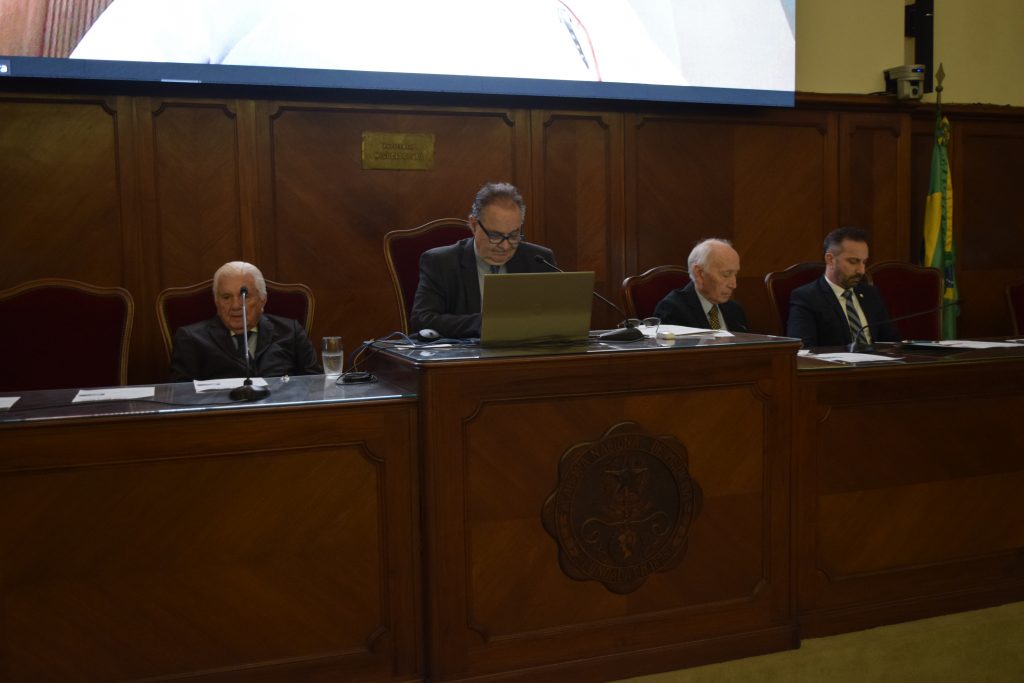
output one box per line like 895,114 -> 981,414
2,0 -> 796,105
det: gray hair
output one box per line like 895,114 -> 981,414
687,238 -> 734,273
470,182 -> 526,222
213,261 -> 267,300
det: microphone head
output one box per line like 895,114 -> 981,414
239,285 -> 249,296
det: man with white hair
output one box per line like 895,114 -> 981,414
653,238 -> 748,331
169,261 -> 320,381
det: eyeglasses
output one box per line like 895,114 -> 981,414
477,218 -> 523,245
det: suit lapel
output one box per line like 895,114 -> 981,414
210,318 -> 247,370
818,277 -> 849,337
456,239 -> 482,313
253,315 -> 274,360
682,284 -> 710,327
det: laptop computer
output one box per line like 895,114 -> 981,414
480,271 -> 595,347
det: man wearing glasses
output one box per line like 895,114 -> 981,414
411,182 -> 556,338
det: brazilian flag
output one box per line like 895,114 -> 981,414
922,114 -> 958,338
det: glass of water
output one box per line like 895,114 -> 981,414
322,336 -> 344,377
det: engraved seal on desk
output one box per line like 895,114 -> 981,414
541,422 -> 703,594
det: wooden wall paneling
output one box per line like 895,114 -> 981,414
955,119 -> 1024,337
627,109 -> 832,335
264,104 -> 527,352
135,98 -> 247,381
0,95 -> 123,288
532,110 -> 624,329
837,112 -> 910,263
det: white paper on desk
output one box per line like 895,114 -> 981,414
935,340 -> 1023,349
652,325 -> 735,339
813,352 -> 902,364
72,387 -> 156,403
0,396 -> 20,410
193,377 -> 269,392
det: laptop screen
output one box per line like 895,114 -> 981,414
480,271 -> 595,347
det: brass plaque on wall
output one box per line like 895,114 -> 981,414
361,132 -> 435,170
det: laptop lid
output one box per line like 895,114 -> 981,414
480,271 -> 595,347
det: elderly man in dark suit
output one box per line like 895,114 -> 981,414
410,182 -> 555,339
169,261 -> 320,381
787,226 -> 899,348
653,238 -> 748,332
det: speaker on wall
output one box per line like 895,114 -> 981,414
905,0 -> 934,94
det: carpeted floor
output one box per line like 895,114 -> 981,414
615,601 -> 1024,682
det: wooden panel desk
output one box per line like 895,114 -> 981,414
795,343 -> 1024,637
0,376 -> 422,683
372,332 -> 800,682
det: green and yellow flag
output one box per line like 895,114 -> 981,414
922,113 -> 958,338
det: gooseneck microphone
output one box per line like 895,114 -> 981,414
229,285 -> 271,401
848,299 -> 964,353
533,255 -> 644,342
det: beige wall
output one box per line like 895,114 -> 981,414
797,0 -> 1024,106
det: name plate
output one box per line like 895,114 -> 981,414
361,132 -> 435,170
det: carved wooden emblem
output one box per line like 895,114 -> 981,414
541,422 -> 702,594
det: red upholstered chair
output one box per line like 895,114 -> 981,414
0,278 -> 134,391
383,218 -> 472,333
867,261 -> 943,340
621,265 -> 691,319
764,262 -> 825,336
1008,281 -> 1024,336
156,278 -> 315,362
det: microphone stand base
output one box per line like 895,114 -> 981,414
229,382 -> 270,401
599,327 -> 645,342
846,342 -> 877,354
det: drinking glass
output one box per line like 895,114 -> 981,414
322,336 -> 344,377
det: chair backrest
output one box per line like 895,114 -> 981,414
764,262 -> 826,335
156,278 -> 315,361
865,261 -> 944,340
622,265 -> 691,319
1008,281 -> 1024,336
383,218 -> 472,333
0,278 -> 134,391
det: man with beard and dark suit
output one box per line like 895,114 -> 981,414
410,182 -> 556,339
169,261 -> 320,381
653,238 -> 748,332
787,226 -> 899,348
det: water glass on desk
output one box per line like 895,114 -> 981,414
322,336 -> 344,377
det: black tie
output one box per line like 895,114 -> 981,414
490,265 -> 500,274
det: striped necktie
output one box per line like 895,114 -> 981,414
842,289 -> 862,342
707,305 -> 721,330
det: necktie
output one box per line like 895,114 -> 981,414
489,264 -> 500,274
842,289 -> 862,342
707,305 -> 721,330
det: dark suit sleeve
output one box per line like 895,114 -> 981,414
653,291 -> 686,326
169,326 -> 204,382
786,287 -> 819,348
410,248 -> 481,338
289,321 -> 321,375
724,302 -> 749,333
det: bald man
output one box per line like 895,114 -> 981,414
653,238 -> 748,331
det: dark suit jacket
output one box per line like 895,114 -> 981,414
169,313 -> 320,381
410,237 -> 556,338
787,276 -> 899,348
653,281 -> 748,332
